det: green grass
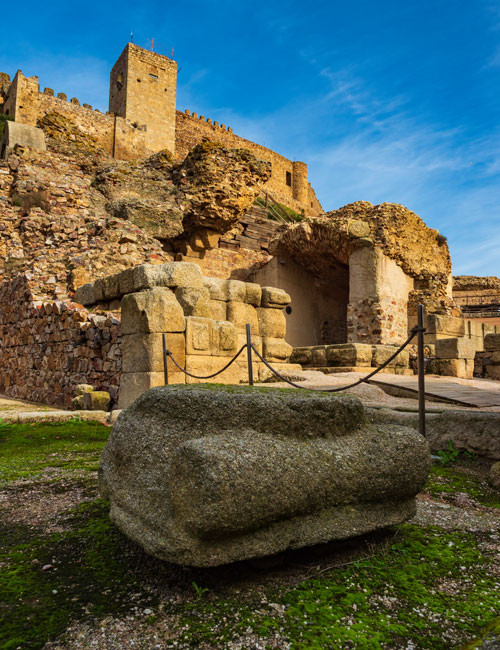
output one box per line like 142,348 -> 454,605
0,419 -> 109,483
172,524 -> 500,649
0,418 -> 499,649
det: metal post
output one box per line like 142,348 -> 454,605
246,323 -> 254,386
417,304 -> 426,437
162,333 -> 169,386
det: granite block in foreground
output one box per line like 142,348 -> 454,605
99,385 -> 430,566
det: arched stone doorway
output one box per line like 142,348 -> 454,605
251,255 -> 349,347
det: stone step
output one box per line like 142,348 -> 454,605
308,366 -> 413,376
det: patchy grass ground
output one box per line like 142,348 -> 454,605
1,420 -> 499,649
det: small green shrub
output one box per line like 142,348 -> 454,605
435,440 -> 461,465
254,196 -> 304,223
435,441 -> 475,466
0,113 -> 13,140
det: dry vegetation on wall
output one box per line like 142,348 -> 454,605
37,112 -> 107,156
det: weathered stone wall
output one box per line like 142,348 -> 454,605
0,72 -> 10,112
73,262 -> 298,408
273,202 -> 454,322
348,248 -> 414,345
37,91 -> 115,152
3,71 -> 150,161
187,246 -> 271,281
0,122 -> 46,159
453,275 -> 500,324
175,110 -> 320,215
0,275 -> 121,407
412,317 -> 500,379
251,255 -> 349,347
472,329 -> 500,379
3,72 -> 40,125
0,147 -> 169,298
1,45 -> 322,216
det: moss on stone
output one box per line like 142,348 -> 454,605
426,463 -> 500,509
1,420 -> 498,649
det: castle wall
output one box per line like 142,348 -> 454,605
175,110 -> 318,215
4,71 -> 149,161
37,91 -> 115,152
0,275 -> 121,408
2,48 -> 323,216
308,182 -> 323,214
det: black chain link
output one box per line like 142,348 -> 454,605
166,344 -> 247,379
164,326 -> 424,389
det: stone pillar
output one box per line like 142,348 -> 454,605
347,247 -> 413,345
118,287 -> 186,408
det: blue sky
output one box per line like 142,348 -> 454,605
1,0 -> 499,276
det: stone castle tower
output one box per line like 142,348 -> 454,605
109,43 -> 177,155
0,43 -> 322,216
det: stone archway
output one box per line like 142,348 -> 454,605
250,254 -> 349,347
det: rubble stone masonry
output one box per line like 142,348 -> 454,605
0,275 -> 121,408
175,110 -> 322,215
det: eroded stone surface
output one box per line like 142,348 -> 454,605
99,385 -> 430,566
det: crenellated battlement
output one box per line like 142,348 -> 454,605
40,86 -> 104,113
1,43 -> 323,215
182,108 -> 233,132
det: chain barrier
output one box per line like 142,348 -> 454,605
165,343 -> 247,380
162,305 -> 427,436
250,327 -> 423,393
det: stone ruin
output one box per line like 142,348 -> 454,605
1,39 -> 491,568
1,43 -> 499,410
74,261 -> 300,408
99,385 -> 431,566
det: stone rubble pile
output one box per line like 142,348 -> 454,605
0,148 -> 169,300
